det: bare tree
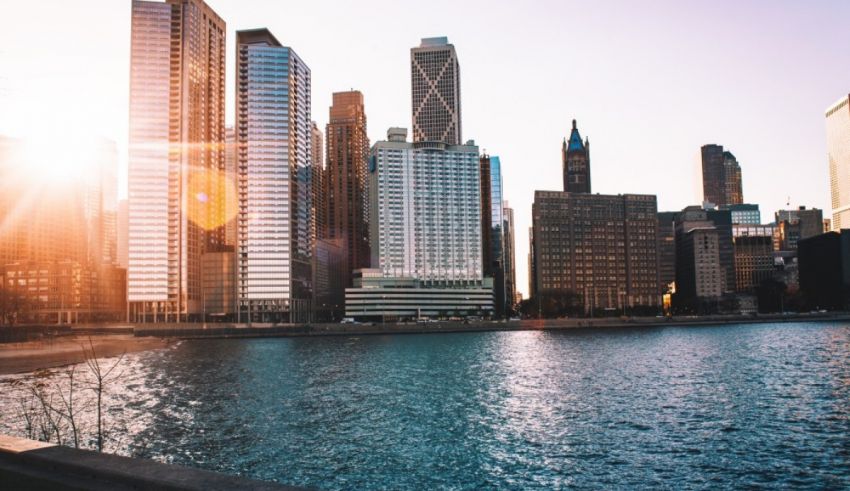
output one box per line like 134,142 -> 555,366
82,337 -> 125,452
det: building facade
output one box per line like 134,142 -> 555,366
775,207 -> 824,251
827,95 -> 850,230
310,121 -> 325,242
326,91 -> 370,285
701,144 -> 743,207
675,225 -> 724,312
503,202 -> 517,314
128,0 -> 226,322
798,231 -> 850,310
732,224 -> 776,292
562,120 -> 591,193
411,37 -> 462,145
235,28 -> 312,323
480,154 -> 505,316
531,191 -> 660,313
724,203 -> 761,225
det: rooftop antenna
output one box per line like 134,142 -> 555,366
786,196 -> 791,207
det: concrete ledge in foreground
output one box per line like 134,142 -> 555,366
0,434 -> 303,490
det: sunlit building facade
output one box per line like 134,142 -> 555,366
235,28 -> 312,323
701,144 -> 743,207
732,224 -> 776,292
411,37 -> 462,145
128,0 -> 227,322
326,91 -> 370,285
827,94 -> 850,230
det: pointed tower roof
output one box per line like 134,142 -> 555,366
567,119 -> 585,152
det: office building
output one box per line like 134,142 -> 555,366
347,128 -> 490,319
675,224 -> 724,313
503,202 -> 517,313
798,231 -> 850,310
411,37 -> 462,145
701,144 -> 743,207
117,199 -> 128,269
480,154 -> 505,316
775,207 -> 824,251
827,94 -> 850,229
326,91 -> 370,285
531,191 -> 660,313
128,0 -> 226,321
732,225 -> 776,292
235,28 -> 312,323
723,203 -> 761,225
562,120 -> 591,193
224,126 -> 237,248
657,211 -> 678,294
310,121 -> 326,242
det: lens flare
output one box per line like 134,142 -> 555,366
184,165 -> 238,232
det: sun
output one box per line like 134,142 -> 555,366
19,133 -> 100,185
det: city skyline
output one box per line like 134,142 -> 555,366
1,0 -> 847,297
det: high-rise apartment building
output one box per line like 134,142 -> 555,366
701,144 -> 743,207
531,191 -> 660,313
128,0 -> 226,322
411,37 -> 462,145
480,154 -> 505,316
502,202 -> 517,313
827,94 -> 850,230
235,28 -> 312,323
562,120 -> 591,193
326,91 -> 370,285
310,121 -> 325,242
346,128 -> 490,319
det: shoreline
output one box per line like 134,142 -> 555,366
0,335 -> 173,376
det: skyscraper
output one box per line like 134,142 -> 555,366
562,120 -> 591,193
826,94 -> 850,230
310,121 -> 325,242
701,144 -> 743,207
128,0 -> 226,322
411,37 -> 462,145
502,202 -> 517,313
235,28 -> 312,323
480,154 -> 505,315
326,91 -> 370,285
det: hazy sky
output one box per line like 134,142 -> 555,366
0,0 -> 847,297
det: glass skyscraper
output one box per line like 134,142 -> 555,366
128,0 -> 226,322
235,28 -> 312,323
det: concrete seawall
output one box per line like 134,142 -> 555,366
0,434 -> 301,490
130,312 -> 850,340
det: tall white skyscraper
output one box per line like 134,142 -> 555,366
368,128 -> 482,284
235,28 -> 312,323
128,0 -> 226,322
827,94 -> 850,230
411,37 -> 462,145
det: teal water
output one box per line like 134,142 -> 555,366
3,322 -> 850,489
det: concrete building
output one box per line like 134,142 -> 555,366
701,144 -> 743,207
562,120 -> 591,193
826,94 -> 850,229
326,91 -> 370,286
657,211 -> 678,295
775,207 -> 824,250
531,191 -> 660,314
675,225 -> 724,313
235,28 -> 312,323
128,0 -> 227,322
411,37 -> 462,145
503,202 -> 517,313
349,128 -> 490,319
480,154 -> 505,316
732,224 -> 776,292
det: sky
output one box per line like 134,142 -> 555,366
0,0 -> 847,298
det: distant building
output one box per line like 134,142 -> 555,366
310,121 -> 326,242
826,94 -> 850,229
732,225 -> 776,292
532,191 -> 659,313
701,144 -> 743,207
326,91 -> 370,286
313,238 -> 345,321
562,120 -> 591,193
224,126 -> 237,249
235,28 -> 312,323
117,199 -> 128,270
201,251 -> 236,320
675,224 -> 724,313
775,207 -> 824,250
657,211 -> 678,294
528,226 -> 536,300
411,37 -> 462,145
798,231 -> 850,310
480,154 -> 505,316
503,202 -> 517,313
723,203 -> 760,225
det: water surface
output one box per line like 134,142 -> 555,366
2,322 -> 849,489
